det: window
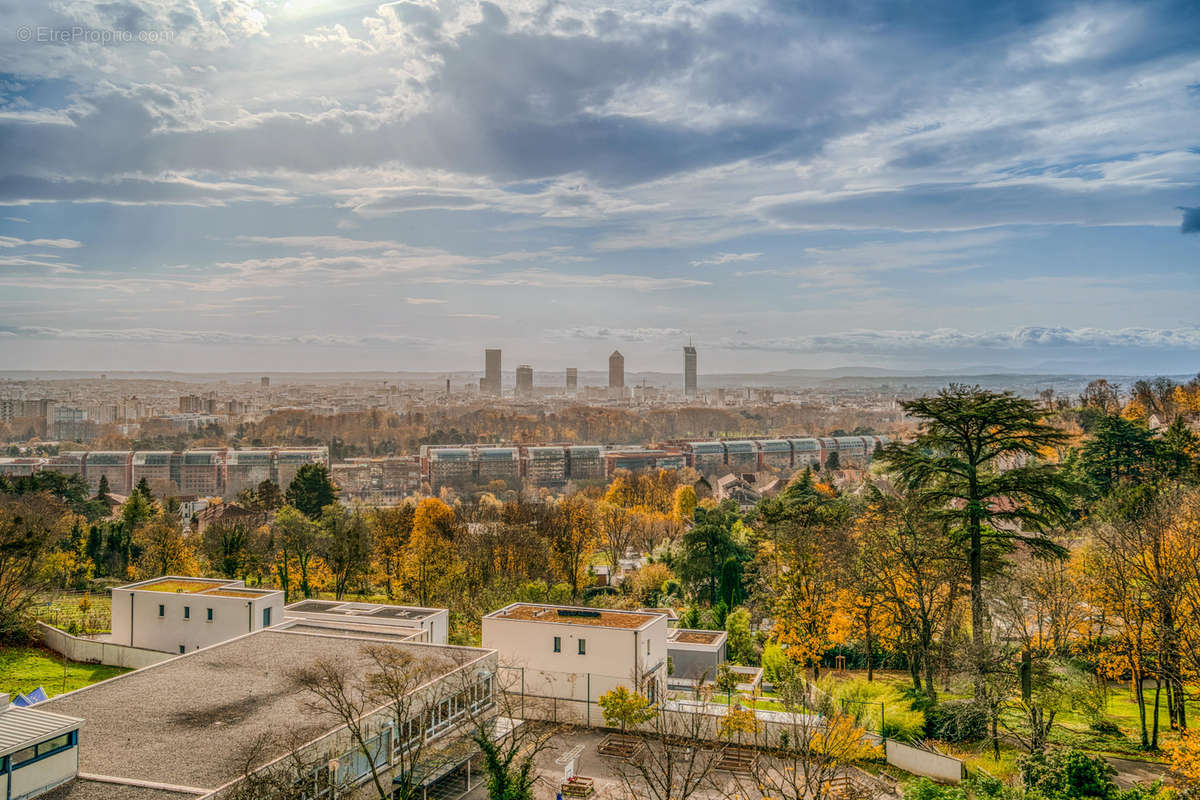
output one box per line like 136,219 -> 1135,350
553,636 -> 561,653
578,639 -> 586,655
179,644 -> 185,654
183,606 -> 190,620
262,607 -> 272,627
158,604 -> 164,617
647,640 -> 651,655
206,608 -> 213,622
11,746 -> 36,767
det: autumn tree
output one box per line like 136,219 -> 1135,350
371,503 -> 414,600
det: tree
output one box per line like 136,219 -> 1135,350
724,607 -> 755,665
401,505 -> 457,607
271,505 -> 321,600
131,518 -> 197,579
596,502 -> 637,582
609,677 -> 722,800
1078,414 -> 1159,496
855,489 -> 962,698
880,385 -> 1078,701
201,521 -> 251,579
598,686 -> 657,731
749,672 -> 882,800
320,504 -> 371,600
0,493 -> 66,642
372,504 -> 414,600
285,463 -> 337,519
677,502 -> 744,605
538,495 -> 595,600
95,473 -> 111,503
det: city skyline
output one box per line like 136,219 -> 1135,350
0,1 -> 1198,374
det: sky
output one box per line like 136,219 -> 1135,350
0,0 -> 1198,375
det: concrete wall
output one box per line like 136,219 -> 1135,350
38,623 -> 172,669
885,739 -> 964,783
8,742 -> 77,800
111,586 -> 284,655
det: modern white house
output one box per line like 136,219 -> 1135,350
110,576 -> 284,655
0,694 -> 83,800
482,603 -> 668,705
284,599 -> 450,644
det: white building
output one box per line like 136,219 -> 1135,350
110,576 -> 284,655
666,628 -> 728,683
0,695 -> 83,799
284,599 -> 450,644
482,603 -> 668,704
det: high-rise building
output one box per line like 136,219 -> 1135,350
609,350 -> 624,390
565,368 -> 578,394
683,343 -> 697,398
515,365 -> 533,399
484,348 -> 502,395
261,376 -> 270,388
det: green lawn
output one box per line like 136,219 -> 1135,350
0,646 -> 128,699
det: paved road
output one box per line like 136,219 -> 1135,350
1105,756 -> 1172,789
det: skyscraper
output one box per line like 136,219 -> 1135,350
609,350 -> 624,391
683,343 -> 697,398
565,367 -> 578,394
483,348 -> 502,395
515,365 -> 533,399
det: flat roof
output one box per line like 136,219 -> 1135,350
0,704 -> 84,758
117,577 -> 282,600
285,599 -> 441,622
668,629 -> 727,646
39,629 -> 488,791
39,779 -> 201,799
487,603 -> 663,630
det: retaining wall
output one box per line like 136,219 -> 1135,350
38,622 -> 172,670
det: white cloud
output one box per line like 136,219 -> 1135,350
689,252 -> 763,267
405,297 -> 446,304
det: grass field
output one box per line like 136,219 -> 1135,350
0,646 -> 128,699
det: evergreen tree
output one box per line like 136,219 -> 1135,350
285,464 -> 337,519
879,385 -> 1079,703
95,474 -> 110,502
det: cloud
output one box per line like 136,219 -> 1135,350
720,327 -> 1200,355
426,269 -> 710,292
689,252 -> 762,267
405,297 -> 446,304
545,326 -> 686,342
1181,206 -> 1200,234
0,235 -> 82,249
1,326 -> 434,348
3,217 -> 30,223
448,313 -> 500,319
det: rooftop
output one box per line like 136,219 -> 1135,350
668,629 -> 727,646
39,629 -> 487,791
285,599 -> 441,623
488,603 -> 664,630
0,703 -> 83,759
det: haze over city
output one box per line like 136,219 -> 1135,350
1,0 -> 1198,374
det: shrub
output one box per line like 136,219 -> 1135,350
1088,719 -> 1122,737
1019,749 -> 1116,799
926,699 -> 988,743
